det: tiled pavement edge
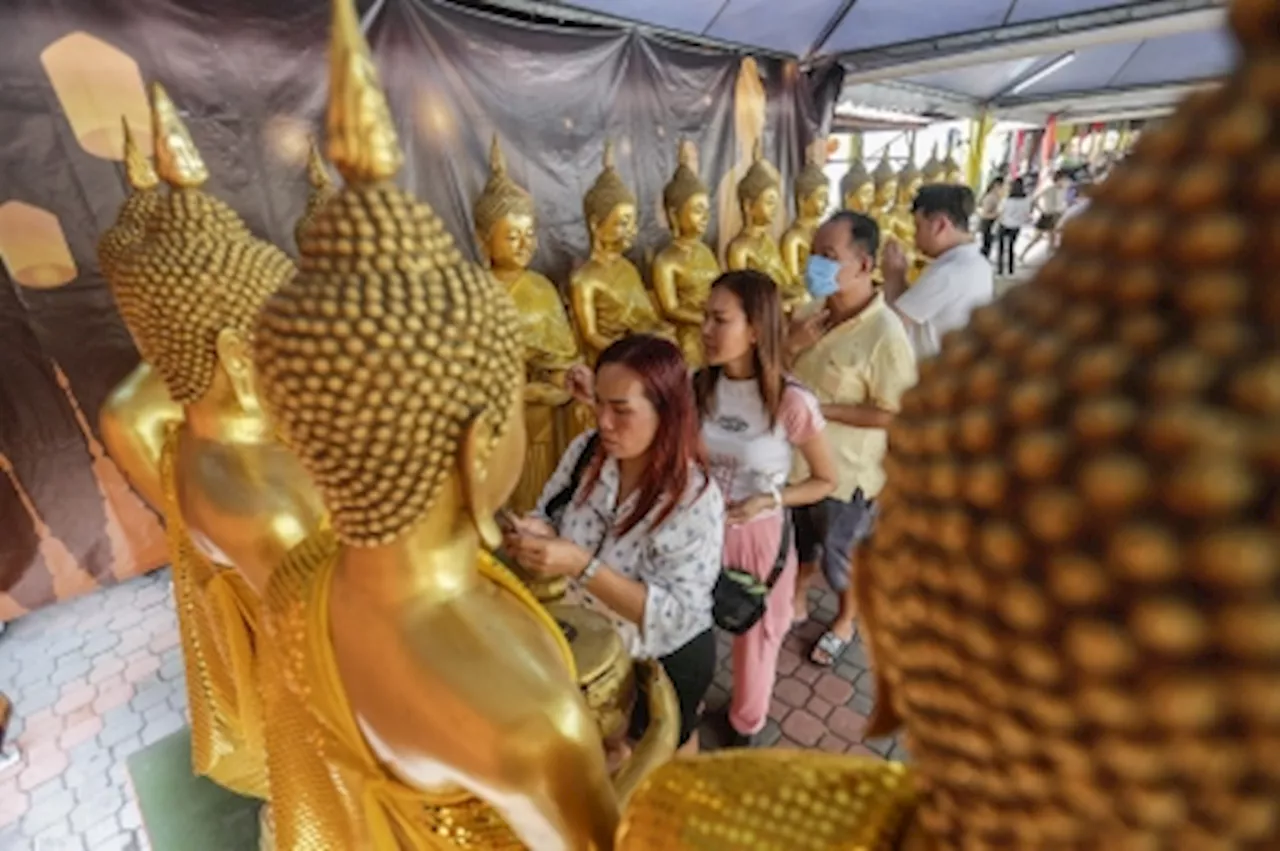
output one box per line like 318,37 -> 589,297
0,570 -> 889,850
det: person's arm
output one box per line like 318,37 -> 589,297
780,387 -> 836,506
820,403 -> 895,429
651,259 -> 704,326
570,278 -> 614,355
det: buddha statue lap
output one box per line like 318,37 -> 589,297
570,143 -> 676,363
615,2 -> 1280,847
780,139 -> 830,285
651,139 -> 720,367
98,84 -> 325,805
473,135 -> 588,514
726,140 -> 806,311
251,3 -> 678,846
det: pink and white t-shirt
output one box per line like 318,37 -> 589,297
702,376 -> 826,515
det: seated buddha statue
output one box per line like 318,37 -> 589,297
651,139 -> 719,366
921,141 -> 943,185
780,139 -> 831,283
250,2 -> 678,846
617,2 -> 1280,847
887,141 -> 925,283
726,140 -> 806,311
99,83 -> 325,804
940,136 -> 964,185
473,134 -> 587,514
839,145 -> 875,215
570,142 -> 675,363
869,150 -> 898,283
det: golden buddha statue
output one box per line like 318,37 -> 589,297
940,135 -> 964,185
296,138 -> 336,250
100,82 -> 325,805
920,142 -> 944,185
571,141 -> 675,362
617,2 -> 1280,847
651,139 -> 720,366
473,134 -> 586,515
887,137 -> 925,282
839,138 -> 875,215
780,139 -> 830,284
870,148 -> 898,231
252,2 -> 677,846
726,140 -> 805,310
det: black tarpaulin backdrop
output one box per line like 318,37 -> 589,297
0,0 -> 842,617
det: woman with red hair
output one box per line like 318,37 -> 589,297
506,334 -> 724,753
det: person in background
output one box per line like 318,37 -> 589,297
996,177 -> 1032,276
1057,180 -> 1094,231
882,184 -> 994,360
1020,169 -> 1071,261
785,212 -> 917,667
697,269 -> 837,745
507,334 -> 723,755
976,176 -> 1005,261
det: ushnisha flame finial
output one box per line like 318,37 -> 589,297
122,117 -> 158,191
602,139 -> 616,171
150,83 -> 209,189
489,133 -> 508,177
677,138 -> 697,172
327,0 -> 404,184
751,137 -> 763,165
306,138 -> 333,191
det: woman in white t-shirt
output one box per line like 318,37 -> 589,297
695,270 -> 837,746
997,177 -> 1033,275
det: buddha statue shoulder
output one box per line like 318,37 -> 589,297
781,139 -> 831,283
616,2 -> 1280,847
570,141 -> 675,363
253,4 -> 678,846
473,134 -> 585,514
651,139 -> 720,367
839,140 -> 875,215
726,140 -> 806,311
99,117 -> 182,512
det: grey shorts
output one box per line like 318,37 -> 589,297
793,491 -> 878,593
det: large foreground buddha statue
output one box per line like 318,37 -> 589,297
252,1 -> 677,846
615,0 -> 1280,847
570,142 -> 675,362
99,84 -> 324,803
726,140 -> 806,310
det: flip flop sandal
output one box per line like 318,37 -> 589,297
809,630 -> 851,667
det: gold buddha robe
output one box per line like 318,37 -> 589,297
509,271 -> 588,514
262,530 -> 578,849
159,423 -> 268,800
574,261 -> 672,363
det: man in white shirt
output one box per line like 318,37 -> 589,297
882,184 -> 994,359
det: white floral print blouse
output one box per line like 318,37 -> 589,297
533,431 -> 725,660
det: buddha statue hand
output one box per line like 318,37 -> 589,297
611,659 -> 679,805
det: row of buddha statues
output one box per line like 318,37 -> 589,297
92,0 -> 1280,845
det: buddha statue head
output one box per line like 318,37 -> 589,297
921,142 -> 944,185
296,138 -> 336,250
861,1 -> 1280,846
254,0 -> 525,548
794,139 -> 830,221
99,116 -> 161,283
736,139 -> 780,229
473,134 -> 538,275
872,150 -> 897,212
662,139 -> 710,241
110,83 -> 294,413
583,141 -> 638,256
896,138 -> 922,210
840,137 -> 875,214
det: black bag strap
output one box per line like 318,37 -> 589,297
761,509 -> 793,591
543,432 -> 600,525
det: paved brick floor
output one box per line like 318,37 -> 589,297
0,569 -> 889,850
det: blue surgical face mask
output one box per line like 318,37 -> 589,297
804,255 -> 841,299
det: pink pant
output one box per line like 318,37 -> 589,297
725,510 -> 797,735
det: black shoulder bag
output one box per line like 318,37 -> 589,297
712,510 -> 793,635
543,432 -> 600,531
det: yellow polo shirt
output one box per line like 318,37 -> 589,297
790,293 -> 917,501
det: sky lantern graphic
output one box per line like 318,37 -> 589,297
0,202 -> 78,289
40,31 -> 150,161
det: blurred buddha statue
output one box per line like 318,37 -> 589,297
570,141 -> 675,362
727,140 -> 805,311
651,139 -> 719,366
840,134 -> 875,214
473,134 -> 586,514
296,138 -> 336,250
888,135 -> 925,283
99,83 -> 324,804
252,1 -> 678,846
869,149 -> 899,283
921,141 -> 944,185
941,134 -> 964,185
781,139 -> 831,284
617,2 -> 1280,847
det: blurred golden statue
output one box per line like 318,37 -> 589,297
920,141 -> 943,185
840,134 -> 875,214
651,139 -> 719,366
887,135 -> 924,283
940,135 -> 964,185
99,83 -> 324,804
727,140 -> 805,310
252,1 -> 678,846
616,1 -> 1280,847
473,134 -> 586,514
296,138 -> 336,250
781,139 -> 831,282
571,141 -> 676,362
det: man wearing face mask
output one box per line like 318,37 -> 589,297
882,184 -> 994,359
784,211 -> 917,666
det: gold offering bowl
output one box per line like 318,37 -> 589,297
547,603 -> 636,747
